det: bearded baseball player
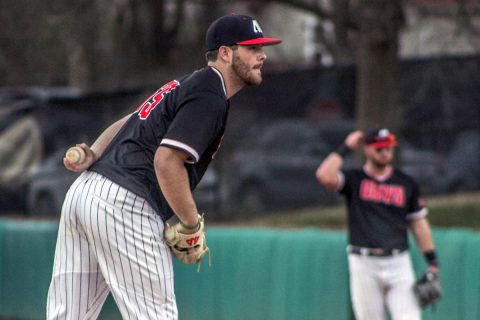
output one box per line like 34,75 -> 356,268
316,128 -> 440,320
46,14 -> 281,320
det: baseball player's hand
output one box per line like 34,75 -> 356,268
345,131 -> 364,150
413,270 -> 442,308
64,143 -> 97,172
428,265 -> 439,274
164,214 -> 210,271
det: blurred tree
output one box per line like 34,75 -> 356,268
1,0 -> 478,109
355,0 -> 404,133
0,0 -> 221,89
256,0 -> 479,135
258,0 -> 404,133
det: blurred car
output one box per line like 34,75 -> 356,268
26,149 -> 79,216
230,119 -> 353,212
399,141 -> 445,195
439,130 -> 480,192
26,149 -> 223,217
0,91 -> 44,213
1,85 -> 145,214
230,119 -> 445,212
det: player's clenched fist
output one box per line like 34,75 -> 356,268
64,143 -> 97,172
345,130 -> 364,150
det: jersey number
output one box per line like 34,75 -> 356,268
136,80 -> 179,120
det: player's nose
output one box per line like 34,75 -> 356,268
258,50 -> 267,61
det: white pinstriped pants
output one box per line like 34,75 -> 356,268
46,171 -> 177,320
348,250 -> 421,320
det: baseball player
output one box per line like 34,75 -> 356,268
46,14 -> 281,320
315,128 -> 439,320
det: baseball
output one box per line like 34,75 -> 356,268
66,146 -> 86,164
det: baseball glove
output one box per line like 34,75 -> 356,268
413,271 -> 442,308
164,214 -> 210,271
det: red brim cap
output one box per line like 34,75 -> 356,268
237,37 -> 282,46
368,140 -> 399,148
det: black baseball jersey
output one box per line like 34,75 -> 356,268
90,67 -> 229,221
339,166 -> 427,250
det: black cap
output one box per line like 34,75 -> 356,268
364,128 -> 399,148
205,14 -> 282,51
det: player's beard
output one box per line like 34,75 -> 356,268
231,53 -> 263,86
370,154 -> 392,169
370,159 -> 389,170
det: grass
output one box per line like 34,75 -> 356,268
226,191 -> 480,230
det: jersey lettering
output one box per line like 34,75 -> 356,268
360,179 -> 405,207
136,80 -> 180,120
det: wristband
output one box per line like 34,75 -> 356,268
335,143 -> 351,157
180,220 -> 200,230
424,250 -> 438,267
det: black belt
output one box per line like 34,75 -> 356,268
348,245 -> 406,257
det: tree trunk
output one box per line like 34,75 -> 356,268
355,0 -> 404,133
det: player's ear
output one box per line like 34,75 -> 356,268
217,46 -> 234,63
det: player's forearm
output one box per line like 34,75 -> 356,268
410,217 -> 435,252
91,113 -> 131,159
154,147 -> 199,226
316,153 -> 344,191
410,217 -> 439,271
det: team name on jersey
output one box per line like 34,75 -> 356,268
360,179 -> 405,207
136,80 -> 180,120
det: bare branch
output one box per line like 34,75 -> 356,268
261,0 -> 332,19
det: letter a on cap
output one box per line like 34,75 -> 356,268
252,20 -> 263,33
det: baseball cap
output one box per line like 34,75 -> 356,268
206,14 -> 282,51
364,128 -> 399,148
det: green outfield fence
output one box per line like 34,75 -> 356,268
0,218 -> 479,320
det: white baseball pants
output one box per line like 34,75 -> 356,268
348,250 -> 421,320
46,171 -> 177,320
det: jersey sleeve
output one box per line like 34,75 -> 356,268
339,169 -> 354,196
406,179 -> 428,220
161,93 -> 226,163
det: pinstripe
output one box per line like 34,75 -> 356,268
105,183 -> 131,318
131,200 -> 150,318
148,217 -> 167,317
150,217 -> 173,319
62,184 -> 71,318
47,172 -> 88,320
149,239 -> 161,318
125,195 -> 142,319
74,174 -> 89,319
82,177 -> 95,313
115,189 -> 133,320
158,216 -> 175,320
84,175 -> 108,317
64,175 -> 83,319
134,199 -> 147,309
83,175 -> 109,319
90,178 -> 105,297
47,171 -> 178,319
82,285 -> 109,319
86,177 -> 99,312
74,175 -> 90,319
121,190 -> 141,319
96,180 -> 113,285
147,217 -> 167,314
76,214 -> 82,320
94,179 -> 115,318
140,205 -> 160,319
74,186 -> 84,320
